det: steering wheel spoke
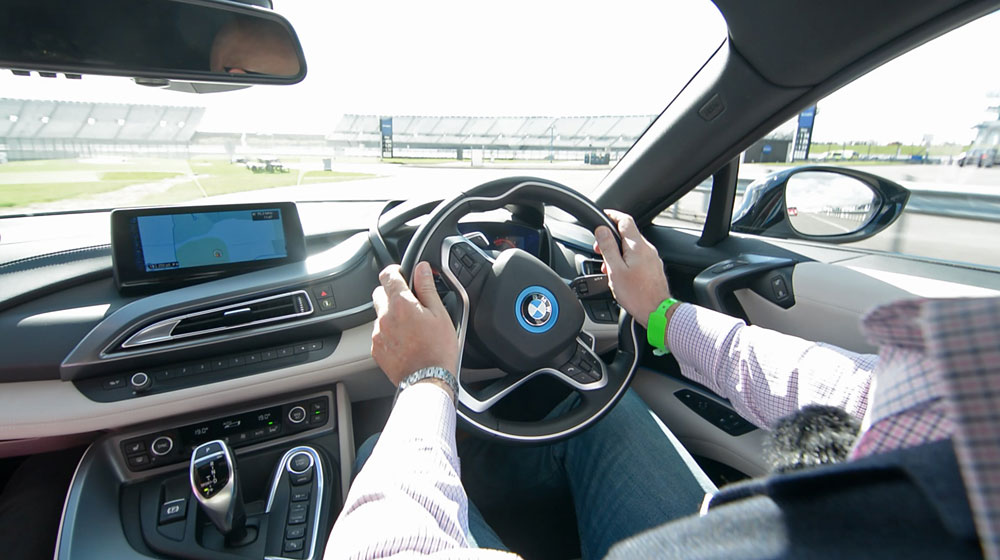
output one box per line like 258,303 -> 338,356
459,336 -> 607,414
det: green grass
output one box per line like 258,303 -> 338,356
809,142 -> 972,157
0,157 -> 378,209
300,170 -> 377,184
0,180 -> 148,207
135,158 -> 376,205
99,171 -> 184,181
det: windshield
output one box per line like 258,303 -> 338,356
0,0 -> 727,218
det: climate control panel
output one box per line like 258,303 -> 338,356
120,394 -> 332,472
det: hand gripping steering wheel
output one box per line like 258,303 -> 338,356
399,177 -> 640,443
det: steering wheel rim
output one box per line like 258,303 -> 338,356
399,176 -> 640,443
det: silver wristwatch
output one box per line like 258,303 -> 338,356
397,366 -> 459,402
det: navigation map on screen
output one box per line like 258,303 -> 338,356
135,209 -> 288,272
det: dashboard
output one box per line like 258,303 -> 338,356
0,200 -> 618,560
0,205 -> 614,444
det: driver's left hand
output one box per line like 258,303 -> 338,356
371,262 -> 459,386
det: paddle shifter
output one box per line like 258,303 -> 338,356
190,440 -> 248,543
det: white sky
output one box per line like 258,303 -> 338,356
2,1 -> 998,144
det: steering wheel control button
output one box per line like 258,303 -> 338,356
130,372 -> 152,392
450,243 -> 484,286
159,498 -> 187,525
151,436 -> 174,456
287,406 -> 307,424
571,275 -> 611,299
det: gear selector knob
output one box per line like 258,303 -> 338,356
190,440 -> 247,540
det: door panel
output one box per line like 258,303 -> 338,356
735,262 -> 915,354
635,223 -> 1000,476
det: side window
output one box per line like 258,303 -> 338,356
653,177 -> 713,231
732,11 -> 1000,269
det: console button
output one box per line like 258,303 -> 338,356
211,358 -> 229,370
266,424 -> 282,436
277,347 -> 293,358
261,350 -> 277,361
284,537 -> 305,552
289,502 -> 308,515
244,352 -> 261,364
151,436 -> 174,456
288,406 -> 307,424
289,452 -> 312,474
319,297 -> 336,312
130,372 -> 152,392
124,440 -> 145,455
288,510 -> 307,525
291,488 -> 311,502
312,284 -> 334,301
127,453 -> 150,468
293,343 -> 309,355
153,369 -> 178,382
103,376 -> 126,390
232,431 -> 251,444
159,498 -> 187,525
290,471 -> 313,486
286,525 -> 305,539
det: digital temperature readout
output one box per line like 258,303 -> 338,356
179,406 -> 282,448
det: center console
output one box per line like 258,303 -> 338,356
56,386 -> 353,560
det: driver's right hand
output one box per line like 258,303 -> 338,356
593,210 -> 672,328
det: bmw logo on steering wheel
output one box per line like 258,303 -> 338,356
515,286 -> 559,333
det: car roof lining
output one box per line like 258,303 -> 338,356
716,0 -> 968,88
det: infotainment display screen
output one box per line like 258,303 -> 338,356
111,202 -> 305,293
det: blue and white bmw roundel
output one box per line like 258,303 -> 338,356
515,286 -> 559,333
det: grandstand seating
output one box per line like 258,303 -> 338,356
327,114 -> 656,159
0,98 -> 204,161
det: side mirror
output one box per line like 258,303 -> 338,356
731,166 -> 909,243
1,0 -> 306,88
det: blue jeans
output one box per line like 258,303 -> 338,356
354,389 -> 716,559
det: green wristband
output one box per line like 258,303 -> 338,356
647,298 -> 680,356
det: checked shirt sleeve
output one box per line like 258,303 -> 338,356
666,303 -> 877,429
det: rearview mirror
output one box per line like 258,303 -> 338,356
1,0 -> 306,86
732,166 -> 909,243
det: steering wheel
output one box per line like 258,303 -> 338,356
398,177 -> 640,443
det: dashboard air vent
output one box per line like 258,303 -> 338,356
121,290 -> 313,349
